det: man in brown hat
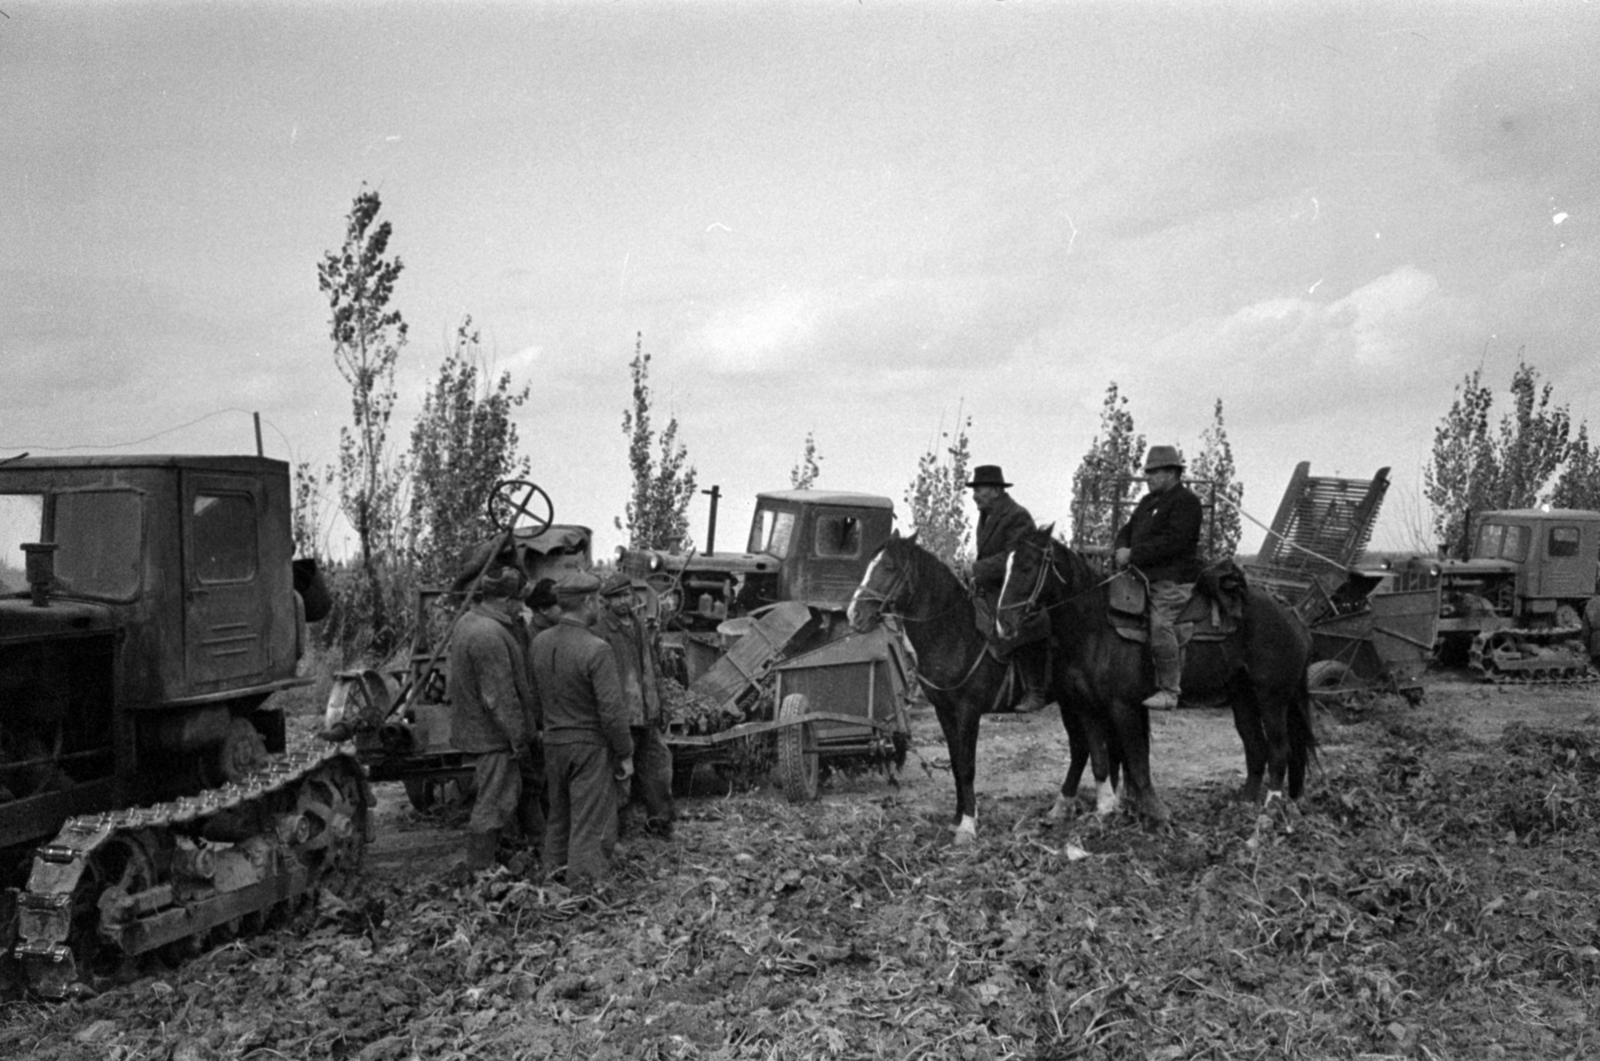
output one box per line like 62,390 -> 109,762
1114,445 -> 1204,710
597,572 -> 675,838
967,464 -> 1049,714
528,572 -> 634,886
447,565 -> 535,873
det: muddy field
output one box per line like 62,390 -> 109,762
4,675 -> 1599,1059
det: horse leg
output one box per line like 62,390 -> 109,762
1052,702 -> 1117,822
948,703 -> 982,845
1050,702 -> 1090,821
1256,675 -> 1294,801
1108,694 -> 1168,826
1231,689 -> 1268,803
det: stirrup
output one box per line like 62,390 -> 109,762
1142,689 -> 1180,711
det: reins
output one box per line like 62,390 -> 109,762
854,547 -> 992,693
999,538 -> 1122,619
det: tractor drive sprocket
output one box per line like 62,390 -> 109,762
12,749 -> 370,998
1467,626 -> 1600,685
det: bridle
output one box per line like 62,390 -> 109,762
852,552 -> 989,692
852,557 -> 968,627
997,538 -> 1122,624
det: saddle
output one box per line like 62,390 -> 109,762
1105,560 -> 1249,645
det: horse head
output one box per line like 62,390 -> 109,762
995,523 -> 1057,640
848,530 -> 918,633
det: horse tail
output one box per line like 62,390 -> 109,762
1286,640 -> 1319,800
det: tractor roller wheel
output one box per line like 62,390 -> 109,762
776,694 -> 820,803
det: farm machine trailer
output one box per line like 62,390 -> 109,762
0,455 -> 367,998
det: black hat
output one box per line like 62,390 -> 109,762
966,465 -> 1012,489
527,577 -> 558,609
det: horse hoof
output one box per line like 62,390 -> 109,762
1142,798 -> 1172,826
1094,779 -> 1121,817
1047,796 -> 1074,823
952,828 -> 977,847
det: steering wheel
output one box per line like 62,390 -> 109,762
487,480 -> 554,538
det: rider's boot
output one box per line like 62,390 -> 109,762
1014,645 -> 1050,713
1143,643 -> 1182,711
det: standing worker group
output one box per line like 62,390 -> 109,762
1114,445 -> 1204,710
598,573 -> 676,838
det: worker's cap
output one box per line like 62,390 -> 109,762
600,572 -> 635,598
526,577 -> 559,609
554,571 -> 603,600
1143,445 -> 1185,473
478,566 -> 526,599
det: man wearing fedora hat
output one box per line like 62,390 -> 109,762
1114,446 -> 1204,710
968,464 -> 1049,714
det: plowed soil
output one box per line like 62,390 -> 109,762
5,674 -> 1598,1060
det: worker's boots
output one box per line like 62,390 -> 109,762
465,829 -> 499,874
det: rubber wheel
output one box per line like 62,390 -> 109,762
1306,660 -> 1354,693
777,694 -> 819,803
403,777 -> 440,812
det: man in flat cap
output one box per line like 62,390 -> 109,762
447,565 -> 535,873
1114,446 -> 1203,710
967,465 -> 1049,713
528,571 -> 635,886
597,573 -> 676,838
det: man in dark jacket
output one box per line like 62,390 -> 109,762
447,566 -> 534,873
529,572 -> 635,886
598,573 -> 676,838
967,464 -> 1049,713
1114,446 -> 1204,710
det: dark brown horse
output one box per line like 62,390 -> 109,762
998,527 -> 1317,817
847,533 -> 1118,845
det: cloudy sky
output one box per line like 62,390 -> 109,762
4,2 -> 1597,559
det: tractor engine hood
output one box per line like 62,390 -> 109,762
1433,558 -> 1519,577
0,596 -> 117,643
618,547 -> 781,578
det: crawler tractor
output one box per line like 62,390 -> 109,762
0,455 -> 368,998
1390,508 -> 1600,683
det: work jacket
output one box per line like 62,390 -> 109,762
971,492 -> 1037,592
529,618 -> 634,760
1115,483 -> 1204,584
447,604 -> 534,753
598,609 -> 664,728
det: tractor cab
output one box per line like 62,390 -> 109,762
745,491 -> 895,611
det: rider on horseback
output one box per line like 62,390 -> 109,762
968,464 -> 1050,714
1113,446 -> 1203,711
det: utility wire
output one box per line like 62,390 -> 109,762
2,408 -> 295,457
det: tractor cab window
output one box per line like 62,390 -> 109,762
192,493 -> 258,582
1474,523 -> 1528,562
0,492 -> 44,593
749,508 -> 796,559
53,490 -> 145,600
814,513 -> 862,558
1548,525 -> 1581,559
